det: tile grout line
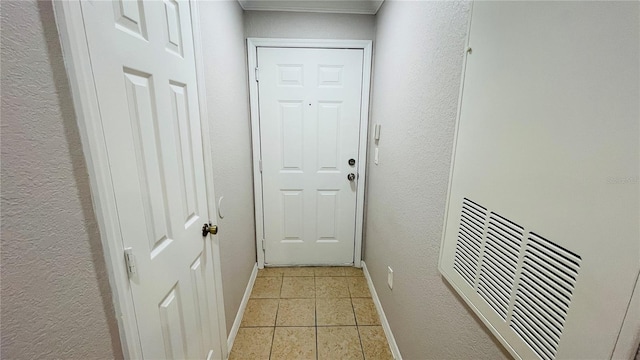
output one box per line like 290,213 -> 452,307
243,324 -> 378,328
315,273 -> 319,360
352,286 -> 367,360
267,278 -> 282,360
241,267 -> 372,360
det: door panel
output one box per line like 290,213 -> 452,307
113,0 -> 148,39
258,48 -> 363,265
122,70 -> 175,256
170,82 -> 202,229
158,285 -> 188,359
189,254 -> 213,358
162,0 -> 183,56
80,1 -> 221,358
280,101 -> 305,170
317,190 -> 339,241
282,190 -> 304,241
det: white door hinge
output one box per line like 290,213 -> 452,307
259,159 -> 263,173
262,238 -> 265,251
124,248 -> 137,278
255,67 -> 259,82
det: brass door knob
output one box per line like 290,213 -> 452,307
202,222 -> 218,236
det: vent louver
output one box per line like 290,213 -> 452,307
510,233 -> 581,360
477,213 -> 523,320
452,198 -> 583,360
453,198 -> 487,286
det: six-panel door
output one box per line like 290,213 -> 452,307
80,1 -> 221,358
258,48 -> 364,265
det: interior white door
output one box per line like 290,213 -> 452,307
80,1 -> 222,358
258,47 -> 364,265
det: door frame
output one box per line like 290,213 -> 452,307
247,38 -> 373,269
52,2 -> 228,359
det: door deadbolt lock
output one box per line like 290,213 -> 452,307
348,158 -> 356,166
347,173 -> 356,181
202,222 -> 218,236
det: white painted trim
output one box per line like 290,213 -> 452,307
53,2 -> 142,358
611,271 -> 640,359
247,39 -> 265,269
361,261 -> 402,360
373,0 -> 385,14
53,2 -> 228,358
227,263 -> 259,355
248,37 -> 374,50
353,40 -> 372,269
238,0 -> 384,15
189,2 -> 229,358
437,2 -> 475,274
247,38 -> 373,269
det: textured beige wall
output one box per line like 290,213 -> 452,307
0,1 -> 122,358
363,1 -> 510,358
245,10 -> 375,40
198,1 -> 257,335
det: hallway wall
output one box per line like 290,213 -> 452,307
0,1 -> 121,358
363,1 -> 510,358
245,10 -> 375,40
198,1 -> 257,334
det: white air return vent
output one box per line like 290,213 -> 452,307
453,198 -> 486,286
510,233 -> 581,360
477,212 -> 523,320
444,198 -> 585,360
438,3 -> 639,359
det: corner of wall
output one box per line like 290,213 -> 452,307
197,0 -> 258,335
362,1 -> 509,358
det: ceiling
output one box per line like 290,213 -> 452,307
238,0 -> 385,15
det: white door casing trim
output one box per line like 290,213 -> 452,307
247,38 -> 372,269
52,2 -> 227,358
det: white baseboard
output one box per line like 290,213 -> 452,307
227,263 -> 258,355
361,261 -> 403,360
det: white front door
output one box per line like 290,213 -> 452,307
80,1 -> 222,358
258,47 -> 364,265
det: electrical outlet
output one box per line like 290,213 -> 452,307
387,266 -> 393,289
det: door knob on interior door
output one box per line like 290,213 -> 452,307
202,222 -> 218,236
347,173 -> 356,181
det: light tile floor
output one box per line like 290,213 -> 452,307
230,267 -> 394,360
